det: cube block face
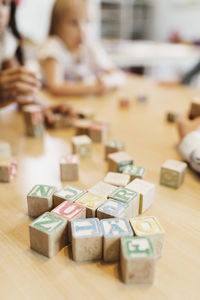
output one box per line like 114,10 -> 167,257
75,192 -> 106,218
60,154 -> 79,181
107,151 -> 133,172
97,199 -> 131,219
160,159 -> 187,189
130,217 -> 165,257
72,135 -> 91,158
71,218 -> 103,261
53,113 -> 72,129
0,158 -> 17,182
104,172 -> 130,187
23,105 -> 44,137
88,181 -> 117,198
53,185 -> 86,207
120,165 -> 146,180
89,123 -> 108,143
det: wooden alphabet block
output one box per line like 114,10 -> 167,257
190,98 -> 200,119
120,236 -> 156,284
0,157 -> 17,182
51,200 -> 86,243
77,107 -> 95,120
120,165 -> 146,180
130,216 -> 165,258
104,172 -> 130,187
53,113 -> 73,129
23,105 -> 44,137
60,154 -> 79,181
126,179 -> 155,214
105,140 -> 125,160
0,140 -> 11,157
109,187 -> 140,217
75,192 -> 106,218
29,212 -> 67,258
89,122 -> 108,143
27,184 -> 57,217
101,218 -> 133,262
166,112 -> 177,123
74,119 -> 92,135
107,151 -> 133,172
160,159 -> 187,189
71,218 -> 103,262
88,181 -> 117,198
97,198 -> 132,219
53,185 -> 86,207
72,135 -> 92,158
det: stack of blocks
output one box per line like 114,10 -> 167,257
160,159 -> 187,189
60,154 -> 79,181
23,105 -> 44,137
72,135 -> 91,158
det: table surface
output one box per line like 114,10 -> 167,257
0,75 -> 199,300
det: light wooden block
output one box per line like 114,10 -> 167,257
53,185 -> 86,207
0,157 -> 17,182
101,218 -> 133,262
120,236 -> 156,284
0,140 -> 11,157
75,192 -> 106,218
105,140 -> 125,160
130,216 -> 165,258
23,105 -> 44,137
126,179 -> 155,214
29,212 -> 67,258
107,151 -> 133,172
51,200 -> 86,243
27,184 -> 57,217
121,165 -> 146,181
190,98 -> 200,119
109,187 -> 140,217
71,218 -> 103,262
54,113 -> 73,129
88,181 -> 117,198
72,135 -> 92,158
60,154 -> 79,181
104,172 -> 130,187
97,198 -> 132,219
77,107 -> 95,120
89,122 -> 108,143
160,159 -> 187,189
74,119 -> 92,135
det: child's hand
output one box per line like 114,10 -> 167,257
0,67 -> 40,108
177,112 -> 200,139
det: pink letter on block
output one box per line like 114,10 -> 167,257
60,154 -> 79,164
51,200 -> 85,221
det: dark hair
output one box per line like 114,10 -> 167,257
8,1 -> 24,65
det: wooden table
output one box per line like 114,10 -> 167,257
0,75 -> 199,300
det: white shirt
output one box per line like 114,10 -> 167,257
0,29 -> 18,69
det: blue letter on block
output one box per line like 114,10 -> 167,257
98,199 -> 130,217
101,218 -> 133,238
72,218 -> 102,238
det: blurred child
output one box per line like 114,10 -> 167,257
38,0 -> 125,96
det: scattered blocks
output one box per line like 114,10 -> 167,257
97,198 -> 132,219
27,184 -> 57,218
53,185 -> 86,207
60,154 -> 79,181
71,218 -> 103,262
109,187 -> 140,217
101,218 -> 133,262
160,159 -> 187,189
130,216 -> 165,258
72,135 -> 92,158
88,181 -> 117,198
126,179 -> 155,214
51,200 -> 86,243
0,157 -> 17,182
89,122 -> 108,143
107,151 -> 133,172
74,119 -> 92,135
120,236 -> 156,284
75,192 -> 106,218
23,105 -> 44,137
105,140 -> 125,161
104,172 -> 130,187
29,212 -> 67,258
0,140 -> 11,157
120,165 -> 146,180
190,98 -> 200,119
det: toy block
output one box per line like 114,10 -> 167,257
107,151 -> 133,172
29,212 -> 67,258
190,98 -> 200,119
166,112 -> 177,123
104,172 -> 130,187
160,159 -> 187,189
77,107 -> 95,120
89,122 -> 108,143
72,135 -> 92,158
0,157 -> 17,182
74,119 -> 92,135
137,94 -> 147,103
88,181 -> 117,198
71,218 -> 103,262
53,185 -> 86,207
101,218 -> 133,262
105,140 -> 125,160
120,165 -> 146,180
23,105 -> 44,137
27,184 -> 57,218
120,236 -> 156,284
109,187 -> 140,217
53,113 -> 73,129
130,216 -> 165,258
0,140 -> 11,157
126,179 -> 155,214
97,198 -> 132,219
51,200 -> 86,243
75,192 -> 106,218
119,98 -> 130,109
60,154 -> 79,181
